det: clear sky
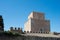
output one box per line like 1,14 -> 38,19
0,0 -> 60,32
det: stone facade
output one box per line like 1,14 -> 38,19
24,12 -> 50,33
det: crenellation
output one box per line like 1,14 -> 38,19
0,11 -> 60,40
10,27 -> 22,33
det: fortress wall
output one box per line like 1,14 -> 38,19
0,34 -> 24,40
0,34 -> 60,40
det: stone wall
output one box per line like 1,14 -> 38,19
0,34 -> 24,40
25,36 -> 60,40
0,34 -> 60,40
0,32 -> 60,40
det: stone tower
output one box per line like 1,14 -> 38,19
0,15 -> 4,31
24,12 -> 50,33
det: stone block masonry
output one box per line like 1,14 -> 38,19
24,12 -> 50,33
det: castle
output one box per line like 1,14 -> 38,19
0,12 -> 60,40
24,12 -> 50,33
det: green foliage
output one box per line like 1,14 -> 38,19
2,31 -> 21,36
0,31 -> 25,36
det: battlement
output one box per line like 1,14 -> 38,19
10,27 -> 22,33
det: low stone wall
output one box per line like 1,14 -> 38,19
0,34 -> 60,40
25,36 -> 60,40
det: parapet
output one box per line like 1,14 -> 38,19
10,27 -> 22,33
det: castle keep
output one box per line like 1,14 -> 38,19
0,12 -> 60,40
24,12 -> 50,33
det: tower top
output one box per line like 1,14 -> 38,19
0,15 -> 2,18
32,11 -> 44,14
28,11 -> 45,20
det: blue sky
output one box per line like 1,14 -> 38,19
0,0 -> 60,32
